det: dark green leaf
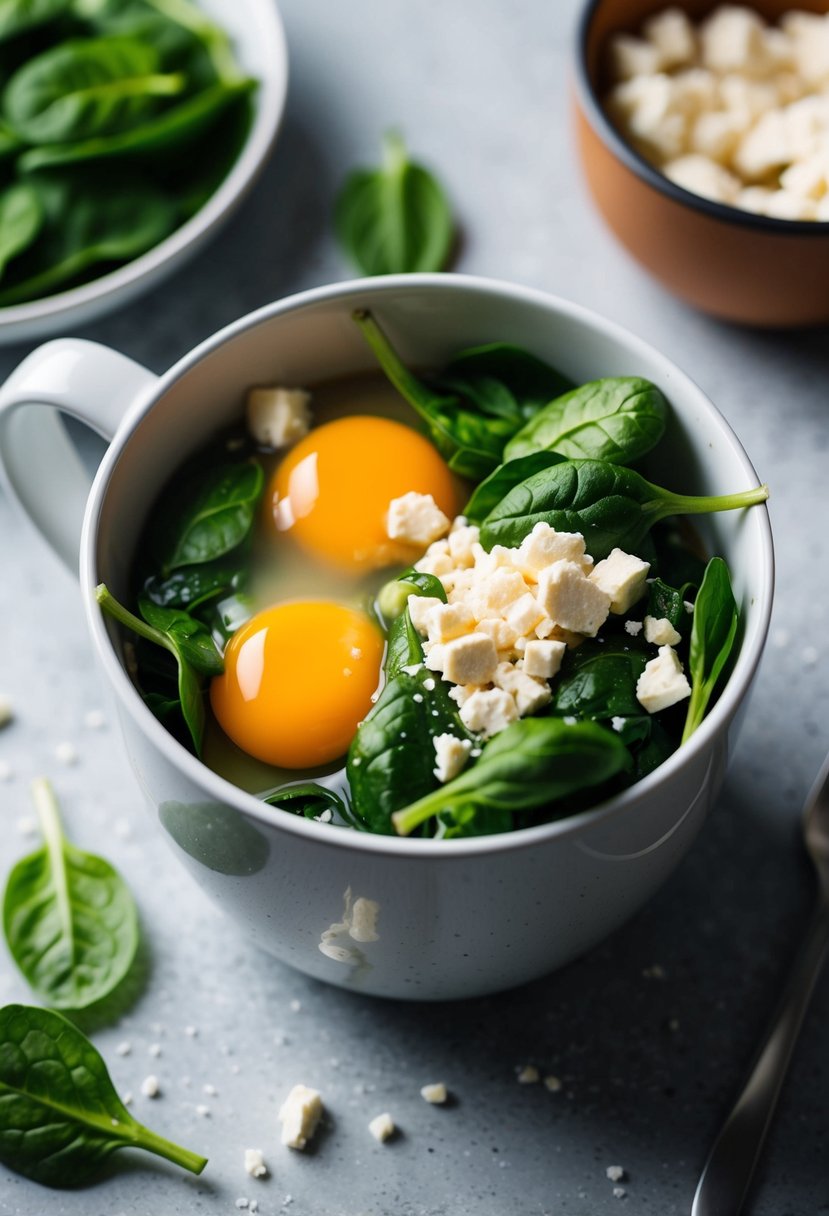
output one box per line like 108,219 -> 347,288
505,377 -> 667,464
0,1004 -> 207,1185
262,783 -> 347,821
376,566 -> 446,635
142,549 -> 248,610
0,182 -> 42,277
149,459 -> 264,576
682,556 -> 739,742
551,635 -> 650,721
3,779 -> 138,1011
0,0 -> 68,43
137,596 -> 223,675
464,451 -> 566,523
335,131 -> 454,275
436,343 -> 572,423
393,717 -> 631,837
646,577 -> 686,634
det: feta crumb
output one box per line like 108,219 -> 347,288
246,386 -> 311,449
0,760 -> 13,781
140,1075 -> 159,1098
15,816 -> 36,836
122,1091 -> 133,1105
544,1074 -> 563,1092
148,1043 -> 161,1058
644,615 -> 682,646
607,1165 -> 627,1182
195,1104 -> 210,1117
368,1112 -> 396,1142
420,1082 -> 448,1104
611,716 -> 626,733
589,549 -> 650,614
115,1041 -> 131,1056
537,560 -> 611,636
386,492 -> 450,546
517,1065 -> 539,1084
442,632 -> 499,686
624,619 -> 643,636
55,741 -> 78,766
636,645 -> 691,713
203,1083 -> 217,1096
83,709 -> 106,729
424,601 -> 476,644
278,1084 -> 323,1150
613,1186 -> 627,1199
244,1148 -> 268,1178
185,1025 -> 197,1037
459,688 -> 519,738
407,595 -> 443,635
236,1199 -> 249,1210
0,695 -> 13,727
433,733 -> 473,783
522,639 -> 565,680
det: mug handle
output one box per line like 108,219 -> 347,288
0,338 -> 158,572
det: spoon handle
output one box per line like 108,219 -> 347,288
691,901 -> 829,1216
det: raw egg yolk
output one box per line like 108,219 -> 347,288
210,601 -> 383,768
266,415 -> 458,571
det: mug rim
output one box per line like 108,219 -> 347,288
80,272 -> 774,858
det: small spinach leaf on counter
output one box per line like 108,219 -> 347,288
137,596 -> 223,675
3,779 -> 138,1011
682,556 -> 739,742
0,181 -> 41,276
335,131 -> 454,276
97,583 -> 207,755
480,459 -> 769,561
505,377 -> 667,465
392,717 -> 631,837
0,1004 -> 207,1185
435,343 -> 572,424
148,459 -> 264,577
263,783 -> 347,821
464,451 -> 566,523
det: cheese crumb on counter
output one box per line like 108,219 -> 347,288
278,1084 -> 323,1150
244,1148 -> 268,1177
420,1082 -> 448,1104
386,492 -> 450,546
246,387 -> 311,449
606,1165 -> 627,1182
140,1075 -> 160,1098
368,1112 -> 396,1142
636,645 -> 692,713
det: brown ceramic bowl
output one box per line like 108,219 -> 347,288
574,0 -> 829,326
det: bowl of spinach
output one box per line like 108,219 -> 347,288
0,274 -> 774,999
0,0 -> 287,341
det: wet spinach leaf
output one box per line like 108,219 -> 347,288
646,576 -> 688,634
0,180 -> 41,275
142,547 -> 248,610
551,635 -> 649,722
682,556 -> 739,742
435,343 -> 571,424
137,596 -> 223,675
463,451 -> 565,523
0,1003 -> 207,1185
3,779 -> 138,1010
376,566 -> 446,631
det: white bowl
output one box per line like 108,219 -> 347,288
0,0 -> 288,344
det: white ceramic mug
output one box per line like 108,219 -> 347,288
0,275 -> 774,1000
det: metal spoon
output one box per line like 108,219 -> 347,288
692,753 -> 829,1216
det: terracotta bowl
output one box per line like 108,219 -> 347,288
574,0 -> 829,326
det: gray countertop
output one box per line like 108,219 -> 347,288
1,1 -> 827,1213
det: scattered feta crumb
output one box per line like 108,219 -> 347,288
590,549 -> 650,614
203,1083 -> 217,1096
246,386 -> 311,449
607,1165 -> 627,1182
368,1112 -> 396,1142
386,491 -> 450,546
278,1084 -> 323,1150
433,733 -> 473,783
83,709 -> 106,729
0,695 -> 13,728
140,1075 -> 159,1098
115,1041 -> 131,1057
544,1075 -> 563,1092
613,1186 -> 627,1199
55,741 -> 77,766
184,1025 -> 197,1037
148,1043 -> 161,1058
636,645 -> 691,713
644,615 -> 682,646
420,1082 -> 448,1104
624,619 -> 643,636
611,716 -> 627,733
195,1104 -> 210,1117
249,1203 -> 259,1214
236,1199 -> 249,1210
517,1065 -> 540,1084
122,1091 -> 133,1106
244,1148 -> 268,1177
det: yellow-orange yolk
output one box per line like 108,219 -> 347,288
210,601 -> 383,768
265,415 -> 458,571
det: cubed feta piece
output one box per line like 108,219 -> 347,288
589,548 -> 650,614
784,95 -> 829,160
459,688 -> 519,738
625,75 -> 688,161
423,643 -> 445,673
505,591 -> 545,636
764,189 -> 818,219
644,615 -> 682,646
420,1082 -> 448,1104
278,1085 -> 323,1150
523,639 -> 566,679
689,109 -> 750,163
513,522 -> 590,580
609,32 -> 664,81
442,633 -> 499,685
414,551 -> 454,577
700,6 -> 769,75
447,524 -> 480,566
663,153 -> 741,202
718,75 -> 778,120
387,492 -> 450,547
472,543 -> 520,580
786,13 -> 829,85
537,561 -> 611,636
737,186 -> 775,214
246,386 -> 311,449
445,569 -> 476,601
636,645 -> 691,713
471,567 -> 528,617
492,662 -> 552,716
643,8 -> 696,69
779,155 -> 828,200
407,595 -> 442,635
425,601 -> 476,644
476,617 -> 520,652
433,733 -> 473,783
448,683 -> 477,707
671,68 -> 719,118
368,1113 -> 395,1143
733,111 -> 792,179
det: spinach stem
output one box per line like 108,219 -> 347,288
352,309 -> 437,426
131,1125 -> 208,1174
96,584 -> 173,656
30,778 -> 73,960
392,789 -> 443,837
644,482 -> 769,520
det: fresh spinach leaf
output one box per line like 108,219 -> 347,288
0,0 -> 68,43
435,343 -> 572,424
480,459 -> 769,561
142,548 -> 248,610
505,377 -> 667,465
551,635 -> 649,721
149,459 -> 264,577
0,181 -> 41,276
376,566 -> 446,629
392,717 -> 631,837
682,556 -> 739,742
335,131 -> 454,275
463,451 -> 566,523
3,37 -> 185,145
0,1003 -> 207,1185
97,583 -> 206,755
142,0 -> 243,85
3,778 -> 138,1011
262,783 -> 347,821
646,576 -> 688,633
137,595 -> 223,675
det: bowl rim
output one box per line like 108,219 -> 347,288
81,271 -> 775,860
0,0 -> 288,329
574,0 -> 828,236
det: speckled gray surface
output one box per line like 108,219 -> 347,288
1,1 -> 828,1213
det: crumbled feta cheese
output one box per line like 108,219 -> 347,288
613,1187 -> 627,1199
624,619 -> 643,637
513,523 -> 590,579
0,695 -> 13,728
140,1075 -> 159,1098
544,1074 -> 563,1092
606,1165 -> 627,1182
522,639 -> 566,679
700,5 -> 769,74
643,615 -> 682,646
459,688 -> 519,738
589,548 -> 650,614
537,561 -> 611,636
424,602 -> 476,644
643,8 -> 696,69
55,741 -> 78,766
441,633 -> 499,686
420,1082 -> 448,1104
349,897 -> 380,943
433,733 -> 473,783
195,1104 -> 210,1116
278,1084 -> 323,1150
476,616 -> 520,652
611,716 -> 627,733
447,524 -> 480,565
517,1065 -> 540,1084
493,662 -> 552,716
407,595 -> 442,635
246,387 -> 311,449
664,153 -> 742,202
244,1148 -> 268,1178
504,592 -> 545,636
636,645 -> 692,713
610,32 -> 664,81
368,1112 -> 396,1142
83,708 -> 106,729
470,567 -> 528,617
115,1041 -> 131,1056
387,492 -> 450,546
